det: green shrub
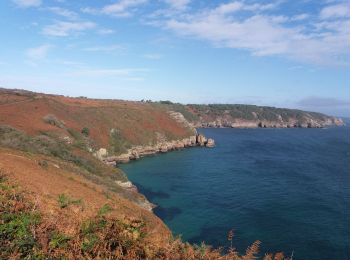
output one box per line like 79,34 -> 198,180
109,129 -> 130,155
58,194 -> 82,209
49,232 -> 70,249
98,204 -> 113,216
81,127 -> 90,137
38,160 -> 48,169
43,114 -> 65,129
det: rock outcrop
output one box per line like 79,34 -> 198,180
187,104 -> 345,129
194,117 -> 345,129
168,111 -> 197,134
102,133 -> 214,165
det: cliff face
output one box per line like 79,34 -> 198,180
0,89 -> 195,153
0,89 -> 199,212
193,116 -> 344,129
183,104 -> 344,129
0,88 -> 345,258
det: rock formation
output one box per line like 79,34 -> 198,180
101,133 -> 215,165
193,117 -> 345,129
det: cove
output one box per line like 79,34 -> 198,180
120,126 -> 350,259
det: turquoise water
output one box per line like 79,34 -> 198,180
120,124 -> 350,259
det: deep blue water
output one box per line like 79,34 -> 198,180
120,124 -> 350,259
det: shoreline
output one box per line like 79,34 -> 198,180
100,133 -> 215,166
193,119 -> 345,129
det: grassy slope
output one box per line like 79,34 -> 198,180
0,168 -> 285,259
153,102 -> 339,125
0,89 -> 197,225
0,89 -> 194,154
186,104 -> 332,123
0,89 -> 294,258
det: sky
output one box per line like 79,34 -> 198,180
0,0 -> 350,116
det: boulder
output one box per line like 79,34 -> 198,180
174,141 -> 185,150
94,148 -> 108,160
130,150 -> 140,160
206,138 -> 215,148
189,136 -> 197,145
196,134 -> 207,146
114,153 -> 131,164
159,144 -> 168,153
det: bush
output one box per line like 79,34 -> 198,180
49,232 -> 70,249
43,115 -> 65,129
81,127 -> 90,137
57,194 -> 82,209
109,129 -> 130,155
38,160 -> 48,168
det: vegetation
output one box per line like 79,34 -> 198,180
57,194 -> 82,209
186,104 -> 329,123
38,160 -> 48,169
43,114 -> 65,129
0,125 -> 139,202
109,128 -> 131,155
81,127 -> 90,137
0,89 -> 329,259
0,175 -> 288,259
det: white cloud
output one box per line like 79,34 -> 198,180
83,45 -> 123,52
164,0 -> 191,10
47,7 -> 79,20
26,44 -> 52,60
98,28 -> 115,35
297,96 -> 350,108
214,2 -> 243,15
12,0 -> 41,8
42,21 -> 96,37
291,13 -> 310,21
83,0 -> 148,17
158,1 -> 350,65
70,68 -> 148,77
320,3 -> 350,19
143,53 -> 162,59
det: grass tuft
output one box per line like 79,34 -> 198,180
57,194 -> 82,209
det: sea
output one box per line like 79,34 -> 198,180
120,121 -> 350,259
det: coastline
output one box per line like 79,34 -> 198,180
192,117 -> 345,129
100,133 -> 215,166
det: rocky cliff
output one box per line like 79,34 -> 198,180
169,104 -> 344,129
102,134 -> 215,165
0,88 -> 215,211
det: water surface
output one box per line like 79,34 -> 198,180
120,125 -> 350,259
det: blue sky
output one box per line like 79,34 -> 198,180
0,0 -> 350,116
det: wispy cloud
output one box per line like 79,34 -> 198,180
164,0 -> 191,10
83,0 -> 148,17
47,7 -> 79,20
42,21 -> 96,37
12,0 -> 41,8
297,96 -> 350,108
152,1 -> 350,65
320,3 -> 350,19
291,13 -> 310,21
83,45 -> 123,52
143,53 -> 162,59
97,28 -> 115,35
26,44 -> 52,60
69,68 -> 148,81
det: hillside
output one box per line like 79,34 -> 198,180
159,103 -> 344,129
0,88 -> 340,259
0,88 -> 344,204
0,88 -> 195,153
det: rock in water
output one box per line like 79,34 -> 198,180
206,138 -> 215,148
196,134 -> 207,146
